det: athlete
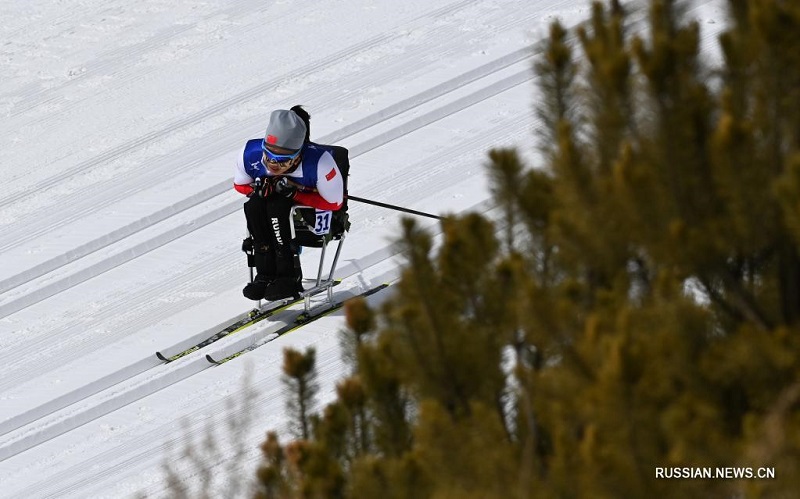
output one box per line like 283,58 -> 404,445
233,107 -> 344,301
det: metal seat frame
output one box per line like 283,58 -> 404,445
289,205 -> 346,313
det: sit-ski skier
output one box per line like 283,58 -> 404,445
233,106 -> 344,301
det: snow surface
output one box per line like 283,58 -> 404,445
0,0 -> 727,497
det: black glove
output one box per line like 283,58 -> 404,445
274,177 -> 298,199
250,177 -> 273,198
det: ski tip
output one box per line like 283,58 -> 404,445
156,351 -> 168,361
206,354 -> 220,365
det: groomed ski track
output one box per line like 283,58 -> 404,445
0,0 -> 726,496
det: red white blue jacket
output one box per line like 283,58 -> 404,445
233,140 -> 344,211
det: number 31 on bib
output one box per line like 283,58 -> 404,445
313,210 -> 332,235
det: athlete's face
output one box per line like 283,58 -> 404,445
262,142 -> 301,174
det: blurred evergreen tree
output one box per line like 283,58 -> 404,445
249,1 -> 800,497
282,347 -> 319,441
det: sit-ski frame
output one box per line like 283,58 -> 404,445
246,206 -> 346,315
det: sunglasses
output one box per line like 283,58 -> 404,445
262,140 -> 301,163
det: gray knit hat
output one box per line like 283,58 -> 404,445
264,109 -> 307,151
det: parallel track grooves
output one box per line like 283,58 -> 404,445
0,0 -> 481,211
0,51 -> 537,314
0,55 -> 531,447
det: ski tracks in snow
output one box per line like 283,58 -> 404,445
0,0 -> 734,496
0,45 -> 536,311
0,0 -> 574,476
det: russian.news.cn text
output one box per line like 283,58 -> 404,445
655,467 -> 775,480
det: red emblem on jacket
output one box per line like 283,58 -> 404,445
325,168 -> 336,181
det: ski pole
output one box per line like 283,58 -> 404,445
278,179 -> 442,220
348,195 -> 443,220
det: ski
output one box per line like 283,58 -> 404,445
206,282 -> 390,365
156,281 -> 342,362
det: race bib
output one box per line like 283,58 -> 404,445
312,210 -> 332,235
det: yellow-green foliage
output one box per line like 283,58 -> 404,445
251,1 -> 800,497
